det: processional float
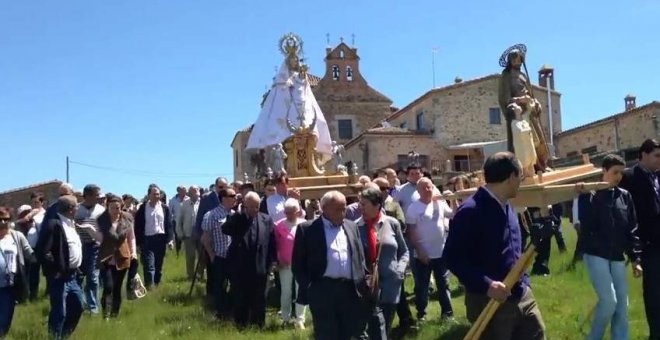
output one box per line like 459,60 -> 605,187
245,33 -> 362,199
458,44 -> 609,340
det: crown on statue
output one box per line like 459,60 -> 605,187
279,33 -> 303,57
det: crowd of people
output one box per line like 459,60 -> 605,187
0,138 -> 658,340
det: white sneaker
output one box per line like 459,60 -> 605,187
294,320 -> 305,330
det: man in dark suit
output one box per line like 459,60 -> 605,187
222,191 -> 276,329
292,190 -> 371,340
133,184 -> 174,289
619,138 -> 660,340
195,177 -> 228,296
36,195 -> 85,339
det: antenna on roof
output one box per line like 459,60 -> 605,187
351,33 -> 355,47
431,47 -> 439,88
326,33 -> 330,46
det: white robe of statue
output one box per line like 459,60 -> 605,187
246,62 -> 332,162
511,114 -> 537,175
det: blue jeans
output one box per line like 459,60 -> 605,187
0,288 -> 16,338
81,243 -> 99,312
47,273 -> 84,340
141,234 -> 167,287
413,257 -> 453,318
584,254 -> 628,340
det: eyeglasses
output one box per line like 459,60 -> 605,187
225,194 -> 237,198
379,186 -> 390,192
0,218 -> 10,224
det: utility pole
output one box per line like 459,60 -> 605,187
66,156 -> 70,183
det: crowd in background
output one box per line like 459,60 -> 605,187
0,138 -> 658,340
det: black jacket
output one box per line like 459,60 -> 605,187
221,212 -> 275,278
581,187 -> 642,263
36,217 -> 77,278
619,164 -> 660,249
133,202 -> 174,248
292,217 -> 369,305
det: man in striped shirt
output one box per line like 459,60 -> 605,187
74,184 -> 105,314
201,188 -> 236,319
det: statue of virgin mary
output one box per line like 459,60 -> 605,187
246,33 -> 333,163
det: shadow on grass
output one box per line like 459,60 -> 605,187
161,291 -> 201,307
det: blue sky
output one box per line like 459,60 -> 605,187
1,1 -> 658,198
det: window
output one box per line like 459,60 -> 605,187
332,65 -> 340,80
234,150 -> 239,167
339,50 -> 345,59
566,151 -> 579,158
581,146 -> 597,154
416,112 -> 424,130
453,155 -> 469,172
489,108 -> 501,125
346,66 -> 353,81
338,119 -> 353,139
399,122 -> 408,129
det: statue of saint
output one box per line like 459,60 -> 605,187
331,141 -> 345,171
250,149 -> 267,178
246,33 -> 332,163
270,143 -> 287,173
498,44 -> 549,171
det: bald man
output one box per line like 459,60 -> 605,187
222,191 -> 276,329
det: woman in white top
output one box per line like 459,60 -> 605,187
0,206 -> 34,338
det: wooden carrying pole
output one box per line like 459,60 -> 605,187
463,245 -> 537,340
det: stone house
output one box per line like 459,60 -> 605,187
555,97 -> 660,162
344,67 -> 562,179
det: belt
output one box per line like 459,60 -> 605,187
320,277 -> 352,284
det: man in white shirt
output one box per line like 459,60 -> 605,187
176,186 -> 200,280
134,184 -> 174,289
169,185 -> 189,256
36,195 -> 84,339
265,173 -> 303,222
406,177 -> 454,321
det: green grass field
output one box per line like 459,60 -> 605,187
8,221 -> 649,339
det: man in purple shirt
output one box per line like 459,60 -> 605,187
444,152 -> 545,340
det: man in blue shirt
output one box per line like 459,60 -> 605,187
444,152 -> 545,340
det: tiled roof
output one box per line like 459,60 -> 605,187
558,101 -> 660,136
0,179 -> 62,196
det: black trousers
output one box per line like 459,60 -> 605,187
27,261 -> 41,301
230,272 -> 267,329
125,258 -> 139,293
643,247 -> 660,339
531,236 -> 551,275
395,280 -> 413,327
308,278 -> 369,340
212,256 -> 231,318
100,263 -> 128,317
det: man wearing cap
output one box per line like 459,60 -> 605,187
36,195 -> 85,339
74,184 -> 105,314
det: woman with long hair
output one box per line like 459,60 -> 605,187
95,195 -> 137,319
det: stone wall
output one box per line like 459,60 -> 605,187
555,103 -> 660,158
0,181 -> 62,212
344,134 -> 442,173
231,130 -> 254,182
386,76 -> 562,149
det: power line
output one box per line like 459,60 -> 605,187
68,160 -> 232,179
